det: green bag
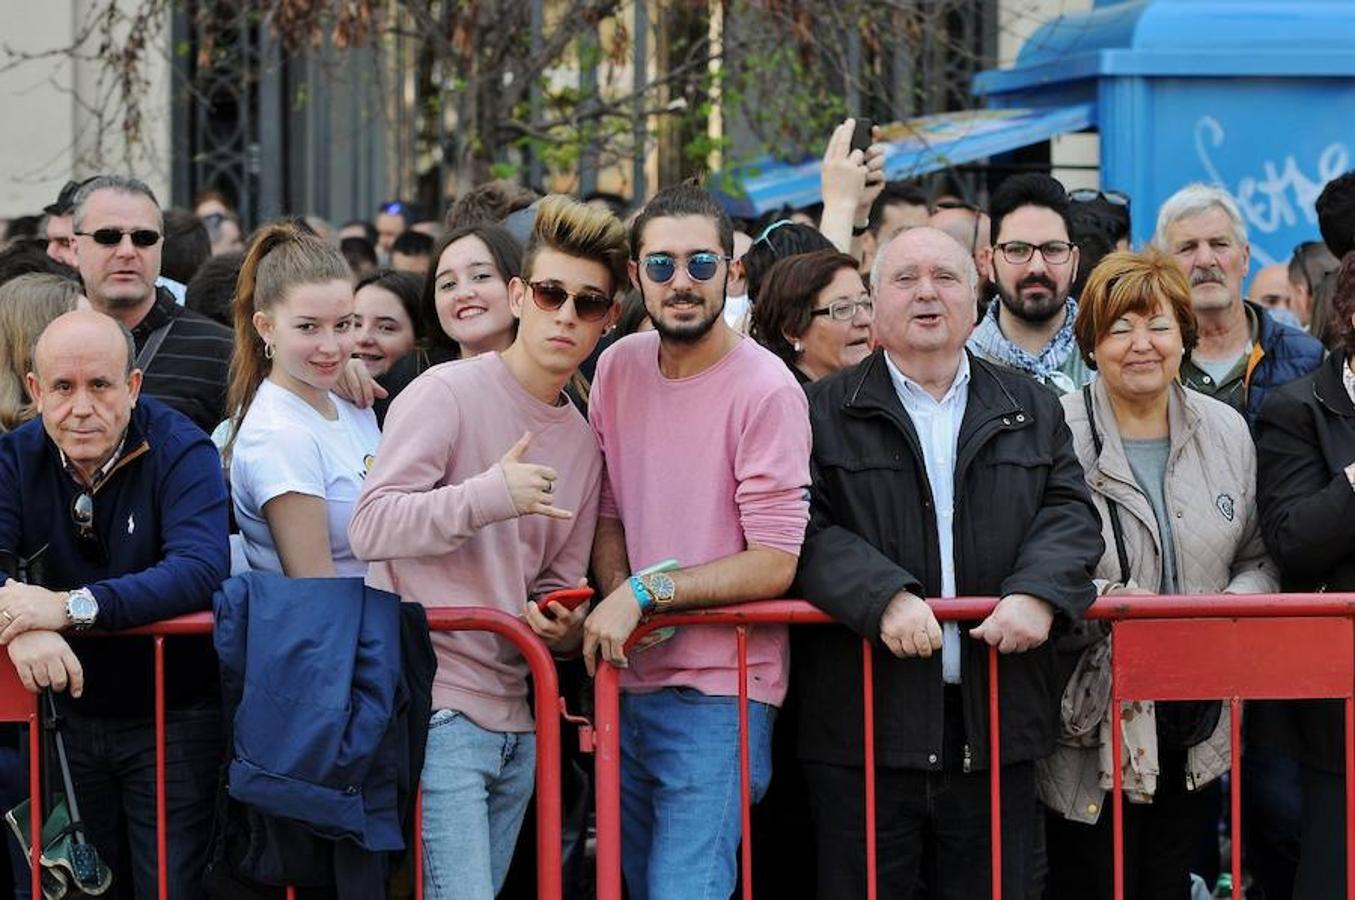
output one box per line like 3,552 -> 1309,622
3,691 -> 111,899
4,793 -> 111,899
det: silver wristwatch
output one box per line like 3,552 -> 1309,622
66,588 -> 98,630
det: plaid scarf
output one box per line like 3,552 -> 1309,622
968,296 -> 1080,383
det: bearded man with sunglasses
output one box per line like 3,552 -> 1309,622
968,173 -> 1093,396
582,182 -> 811,900
0,309 -> 230,898
72,175 -> 232,434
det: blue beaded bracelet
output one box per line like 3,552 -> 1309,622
629,575 -> 655,613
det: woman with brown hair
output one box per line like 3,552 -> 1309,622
0,273 -> 83,431
749,249 -> 873,384
226,221 -> 379,578
1042,250 -> 1277,900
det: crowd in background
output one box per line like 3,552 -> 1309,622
0,118 -> 1352,900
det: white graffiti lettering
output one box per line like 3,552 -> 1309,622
1193,116 -> 1349,264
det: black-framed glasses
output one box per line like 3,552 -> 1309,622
75,228 -> 161,248
810,297 -> 874,322
527,281 -> 614,322
641,252 -> 729,284
994,240 -> 1074,265
70,492 -> 106,565
1068,188 -> 1131,209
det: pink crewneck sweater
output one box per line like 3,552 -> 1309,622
349,353 -> 602,732
589,331 -> 811,706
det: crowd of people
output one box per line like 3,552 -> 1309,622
0,119 -> 1352,900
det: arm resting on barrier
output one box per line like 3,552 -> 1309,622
583,544 -> 799,675
6,630 -> 83,697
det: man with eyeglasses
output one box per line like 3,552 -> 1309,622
72,175 -> 233,435
1154,183 -> 1322,424
969,173 -> 1093,396
0,309 -> 230,898
582,181 -> 811,900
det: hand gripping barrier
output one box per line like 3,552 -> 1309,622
592,594 -> 1355,900
0,606 -> 567,900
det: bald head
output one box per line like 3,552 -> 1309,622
27,310 -> 143,481
873,226 -> 979,294
930,206 -> 981,253
32,309 -> 136,380
1248,263 -> 1293,311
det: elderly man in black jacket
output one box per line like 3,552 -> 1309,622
795,227 -> 1103,900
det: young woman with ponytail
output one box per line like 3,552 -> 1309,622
226,221 -> 380,577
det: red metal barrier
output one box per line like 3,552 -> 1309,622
0,606 -> 566,900
592,594 -> 1355,900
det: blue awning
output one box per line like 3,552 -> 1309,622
713,103 -> 1097,218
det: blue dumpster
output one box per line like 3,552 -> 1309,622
974,0 -> 1355,266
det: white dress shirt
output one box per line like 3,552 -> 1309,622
884,351 -> 971,683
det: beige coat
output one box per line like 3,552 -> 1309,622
1037,378 -> 1279,824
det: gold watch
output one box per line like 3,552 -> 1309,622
641,572 -> 676,612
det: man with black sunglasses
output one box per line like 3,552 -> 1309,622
582,182 -> 811,900
969,173 -> 1093,396
0,309 -> 230,898
72,175 -> 232,435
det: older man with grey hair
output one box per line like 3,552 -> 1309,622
796,227 -> 1103,899
72,175 -> 232,433
1153,182 -> 1322,424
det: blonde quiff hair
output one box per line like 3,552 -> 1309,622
523,195 -> 629,296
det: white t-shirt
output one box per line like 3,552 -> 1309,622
229,379 -> 381,577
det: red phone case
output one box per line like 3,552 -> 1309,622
538,586 -> 594,613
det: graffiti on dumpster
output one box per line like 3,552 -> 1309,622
1194,115 -> 1349,266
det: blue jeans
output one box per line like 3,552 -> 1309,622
420,709 -> 535,900
57,703 -> 222,900
620,688 -> 775,900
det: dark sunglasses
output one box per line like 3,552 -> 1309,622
528,281 -> 614,322
1068,188 -> 1131,210
76,228 -> 162,248
641,252 -> 729,284
70,492 -> 107,565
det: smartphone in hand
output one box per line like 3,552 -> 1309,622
536,586 -> 594,616
850,117 -> 875,154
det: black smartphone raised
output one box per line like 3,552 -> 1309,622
850,117 -> 875,154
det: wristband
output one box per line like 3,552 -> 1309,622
629,575 -> 655,613
852,222 -> 870,237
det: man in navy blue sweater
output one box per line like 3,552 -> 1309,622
0,309 -> 230,899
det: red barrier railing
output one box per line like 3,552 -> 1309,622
592,594 -> 1355,900
0,606 -> 566,900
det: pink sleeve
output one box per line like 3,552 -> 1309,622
348,376 -> 518,561
588,356 -> 620,520
734,383 -> 811,557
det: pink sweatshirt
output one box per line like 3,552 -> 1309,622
349,353 -> 602,732
588,332 -> 811,706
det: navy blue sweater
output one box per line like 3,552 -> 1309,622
0,398 -> 230,715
